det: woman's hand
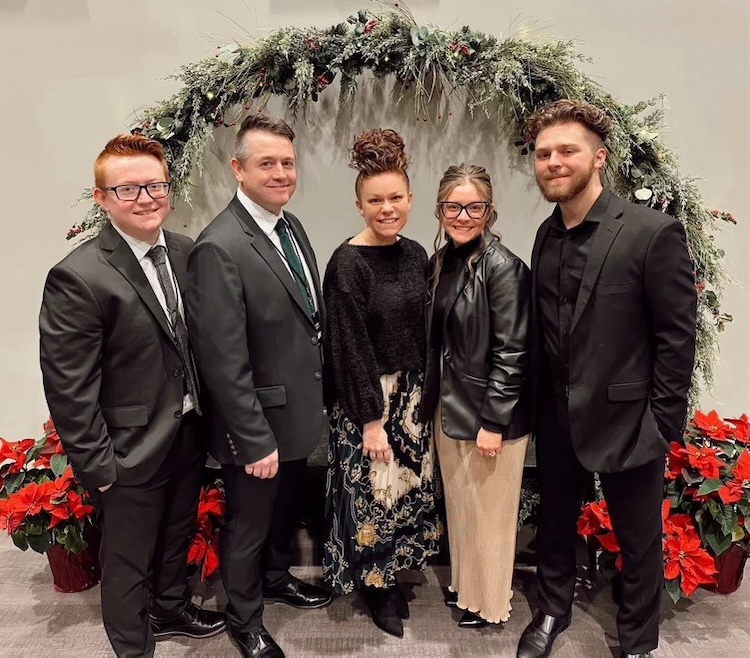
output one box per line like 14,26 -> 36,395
363,420 -> 392,462
476,427 -> 503,458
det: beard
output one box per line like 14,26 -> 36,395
536,158 -> 597,203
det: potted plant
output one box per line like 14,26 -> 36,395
0,418 -> 100,592
187,474 -> 224,582
577,410 -> 750,602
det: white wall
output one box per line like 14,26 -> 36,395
1,0 -> 747,439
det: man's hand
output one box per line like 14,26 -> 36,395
476,428 -> 503,458
245,449 -> 279,479
363,420 -> 392,463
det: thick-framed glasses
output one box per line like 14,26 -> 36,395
105,182 -> 171,201
438,201 -> 490,219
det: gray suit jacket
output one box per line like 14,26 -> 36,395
186,196 -> 325,465
39,223 -> 193,491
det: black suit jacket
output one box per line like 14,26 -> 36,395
186,196 -> 325,466
39,223 -> 194,491
530,189 -> 697,472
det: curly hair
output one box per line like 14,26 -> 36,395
349,128 -> 410,196
94,134 -> 169,188
524,99 -> 612,145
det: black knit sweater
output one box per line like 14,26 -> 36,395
323,237 -> 427,424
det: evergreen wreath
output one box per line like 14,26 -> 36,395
70,0 -> 734,401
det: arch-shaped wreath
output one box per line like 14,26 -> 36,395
70,0 -> 733,401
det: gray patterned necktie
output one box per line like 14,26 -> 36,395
146,245 -> 201,416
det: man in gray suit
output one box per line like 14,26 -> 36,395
186,114 -> 331,658
40,134 -> 225,657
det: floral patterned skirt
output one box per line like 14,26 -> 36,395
323,370 -> 442,594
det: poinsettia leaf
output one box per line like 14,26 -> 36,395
738,501 -> 750,517
680,468 -> 703,485
731,525 -> 745,542
11,531 -> 29,551
3,473 -> 26,494
50,454 -> 68,478
707,499 -> 721,519
27,532 -> 50,554
706,530 -> 732,557
697,478 -> 723,496
665,577 -> 682,604
718,506 -> 738,536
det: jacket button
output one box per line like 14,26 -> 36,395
226,433 -> 231,439
314,371 -> 322,380
311,336 -> 319,345
174,410 -> 182,419
172,368 -> 181,377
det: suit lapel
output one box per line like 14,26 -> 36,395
99,223 -> 178,348
285,211 -> 324,325
165,231 -> 188,297
229,197 -> 315,327
570,191 -> 624,333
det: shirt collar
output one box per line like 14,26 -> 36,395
550,188 -> 608,233
110,221 -> 167,261
236,187 -> 284,237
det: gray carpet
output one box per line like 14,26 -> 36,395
0,533 -> 747,657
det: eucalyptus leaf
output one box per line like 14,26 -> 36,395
156,117 -> 175,131
418,26 -> 429,39
634,188 -> 652,201
630,167 -> 643,179
410,27 -> 421,46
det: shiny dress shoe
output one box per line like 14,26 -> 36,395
363,586 -> 404,638
458,610 -> 490,629
444,589 -> 459,609
150,602 -> 226,639
393,583 -> 410,619
264,575 -> 332,609
228,625 -> 285,658
621,653 -> 651,657
516,610 -> 571,658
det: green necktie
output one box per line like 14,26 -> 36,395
274,219 -> 315,317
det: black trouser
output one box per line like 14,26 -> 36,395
97,412 -> 204,658
535,390 -> 664,655
220,458 -> 307,632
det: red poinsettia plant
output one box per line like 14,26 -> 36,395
578,410 -> 750,602
187,475 -> 224,581
0,418 -> 96,554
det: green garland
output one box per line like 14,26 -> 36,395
70,0 -> 733,402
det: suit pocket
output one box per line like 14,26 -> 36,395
256,385 -> 287,408
596,280 -> 637,296
461,373 -> 488,387
102,405 -> 149,428
607,380 -> 650,402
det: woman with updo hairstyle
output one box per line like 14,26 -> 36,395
421,164 -> 531,628
322,129 -> 441,637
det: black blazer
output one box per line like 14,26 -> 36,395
186,196 -> 325,466
39,223 -> 193,491
422,236 -> 531,441
530,189 -> 697,472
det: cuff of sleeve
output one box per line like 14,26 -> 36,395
480,418 -> 505,434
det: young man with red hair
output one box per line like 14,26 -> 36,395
40,134 -> 225,657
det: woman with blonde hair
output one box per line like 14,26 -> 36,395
422,163 -> 531,628
322,129 -> 441,638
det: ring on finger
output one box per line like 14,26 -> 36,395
488,451 -> 496,457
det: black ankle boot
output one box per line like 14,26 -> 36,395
362,586 -> 404,638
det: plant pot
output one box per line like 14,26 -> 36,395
709,544 -> 748,594
45,527 -> 101,593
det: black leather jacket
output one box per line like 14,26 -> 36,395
421,236 -> 531,441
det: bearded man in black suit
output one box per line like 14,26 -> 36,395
516,100 -> 697,658
40,134 -> 225,658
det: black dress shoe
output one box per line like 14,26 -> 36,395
264,575 -> 332,609
150,602 -> 226,639
516,610 -> 571,658
621,653 -> 651,658
458,610 -> 489,629
362,586 -> 404,638
228,625 -> 285,657
444,589 -> 459,609
393,583 -> 410,619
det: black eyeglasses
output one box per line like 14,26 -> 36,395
438,201 -> 490,219
104,182 -> 171,201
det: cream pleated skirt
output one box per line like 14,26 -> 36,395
435,417 -> 529,623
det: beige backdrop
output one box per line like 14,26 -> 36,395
1,0 -> 747,439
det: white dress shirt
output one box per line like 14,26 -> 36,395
236,187 -> 319,313
110,221 -> 194,413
